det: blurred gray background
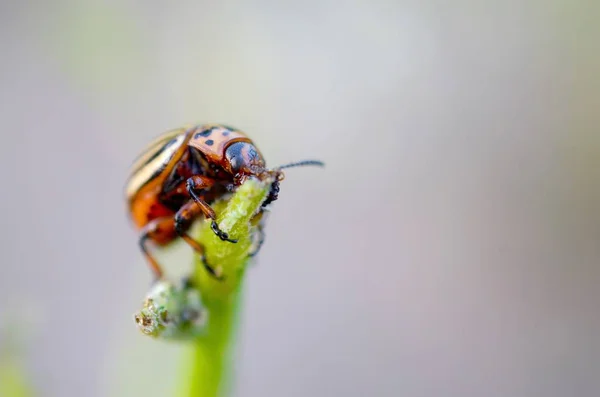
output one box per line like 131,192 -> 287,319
0,0 -> 599,396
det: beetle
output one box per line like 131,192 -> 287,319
124,124 -> 323,281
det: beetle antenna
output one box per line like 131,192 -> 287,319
276,160 -> 325,170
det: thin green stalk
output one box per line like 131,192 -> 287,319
177,177 -> 271,397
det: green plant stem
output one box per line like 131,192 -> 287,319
179,292 -> 242,397
178,177 -> 270,397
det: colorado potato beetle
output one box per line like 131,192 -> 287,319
125,124 -> 323,280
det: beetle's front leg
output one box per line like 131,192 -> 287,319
186,175 -> 238,243
174,200 -> 225,280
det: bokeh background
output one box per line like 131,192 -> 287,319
1,1 -> 599,396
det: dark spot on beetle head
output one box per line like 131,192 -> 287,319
194,128 -> 213,139
222,131 -> 230,136
205,139 -> 214,146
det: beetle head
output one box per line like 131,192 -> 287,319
224,141 -> 267,177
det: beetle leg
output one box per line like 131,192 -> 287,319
139,217 -> 177,281
175,200 -> 225,280
186,176 -> 238,243
210,221 -> 238,243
